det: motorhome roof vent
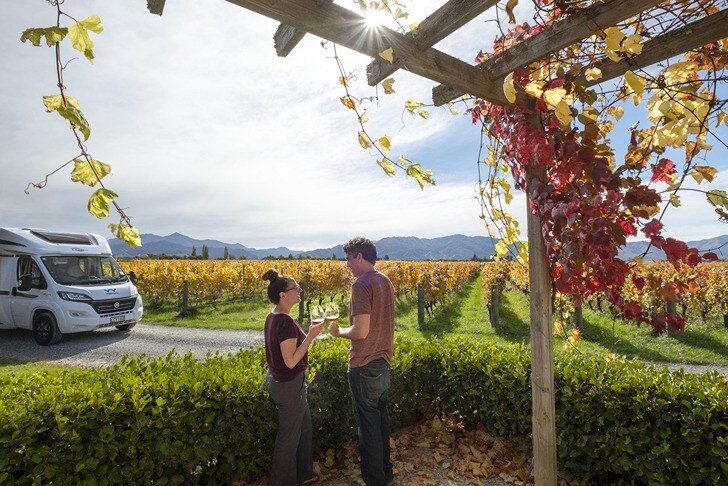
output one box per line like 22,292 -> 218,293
30,230 -> 92,245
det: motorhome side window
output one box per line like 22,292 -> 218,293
41,256 -> 129,286
17,257 -> 47,289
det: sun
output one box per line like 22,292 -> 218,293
363,9 -> 389,28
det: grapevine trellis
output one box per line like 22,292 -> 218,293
147,1 -> 727,484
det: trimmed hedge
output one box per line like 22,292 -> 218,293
1,338 -> 726,484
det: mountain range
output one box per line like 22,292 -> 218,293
109,232 -> 728,261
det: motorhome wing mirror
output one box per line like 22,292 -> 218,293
128,271 -> 137,285
18,274 -> 33,292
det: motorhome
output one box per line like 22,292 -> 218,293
0,228 -> 143,345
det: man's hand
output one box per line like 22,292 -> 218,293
328,320 -> 341,337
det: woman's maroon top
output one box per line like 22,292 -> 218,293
264,312 -> 307,382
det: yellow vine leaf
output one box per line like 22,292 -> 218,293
382,78 -> 395,94
505,0 -> 518,24
555,101 -> 574,125
409,22 -> 420,36
71,158 -> 111,187
379,47 -> 394,64
418,110 -> 429,119
624,71 -> 646,105
716,111 -> 727,127
339,76 -> 349,88
449,105 -> 458,115
494,240 -> 509,259
691,165 -> 717,184
622,34 -> 643,56
503,72 -> 517,103
570,329 -> 582,343
359,113 -> 369,124
377,158 -> 396,176
109,223 -> 141,248
585,67 -> 602,81
42,94 -> 80,112
516,241 -> 528,265
87,188 -> 117,219
340,96 -> 356,109
378,135 -> 392,153
603,27 -> 625,51
357,131 -> 371,149
553,321 -> 564,337
543,87 -> 566,110
664,61 -> 698,85
669,194 -> 681,207
524,82 -> 543,99
68,15 -> 103,62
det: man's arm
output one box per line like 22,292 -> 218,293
329,314 -> 370,340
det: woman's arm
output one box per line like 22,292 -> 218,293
279,322 -> 323,369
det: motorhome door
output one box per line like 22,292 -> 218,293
10,256 -> 48,330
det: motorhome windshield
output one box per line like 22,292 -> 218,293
41,256 -> 129,285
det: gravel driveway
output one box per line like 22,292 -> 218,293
1,324 -> 726,376
0,323 -> 265,368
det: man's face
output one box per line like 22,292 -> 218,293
345,252 -> 363,277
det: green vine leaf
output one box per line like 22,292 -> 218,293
71,158 -> 111,187
87,188 -> 117,219
43,94 -> 80,112
20,27 -> 68,47
57,105 -> 91,140
109,224 -> 142,248
68,15 -> 103,62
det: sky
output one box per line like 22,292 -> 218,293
1,0 -> 726,251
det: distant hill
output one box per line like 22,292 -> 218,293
109,232 -> 728,261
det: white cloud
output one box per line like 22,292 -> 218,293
1,0 -> 726,253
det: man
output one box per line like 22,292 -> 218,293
329,237 -> 395,486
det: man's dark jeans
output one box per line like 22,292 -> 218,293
347,358 -> 393,486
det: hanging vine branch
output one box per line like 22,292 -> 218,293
20,0 -> 141,247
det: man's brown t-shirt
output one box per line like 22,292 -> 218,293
349,269 -> 395,368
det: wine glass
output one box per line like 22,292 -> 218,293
310,305 -> 325,334
324,302 -> 339,324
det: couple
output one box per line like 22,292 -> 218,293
262,237 -> 395,486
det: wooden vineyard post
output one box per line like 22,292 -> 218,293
298,280 -> 306,322
526,163 -> 557,485
417,283 -> 425,329
181,280 -> 190,315
489,284 -> 500,327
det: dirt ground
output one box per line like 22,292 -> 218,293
248,415 -> 545,486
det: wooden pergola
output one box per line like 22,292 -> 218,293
148,1 -> 727,484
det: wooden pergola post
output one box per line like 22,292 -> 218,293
526,162 -> 557,485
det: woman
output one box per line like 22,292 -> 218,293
262,269 -> 322,486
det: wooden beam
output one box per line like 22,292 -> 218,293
225,0 -> 507,104
366,0 -> 498,86
274,0 -> 335,57
587,8 -> 728,87
432,0 -> 662,105
147,0 -> 166,16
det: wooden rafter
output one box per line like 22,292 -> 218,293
224,0 -> 506,104
366,0 -> 499,86
432,0 -> 663,105
274,0 -> 335,57
147,0 -> 165,16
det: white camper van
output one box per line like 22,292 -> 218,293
0,228 -> 143,345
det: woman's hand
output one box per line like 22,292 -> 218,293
308,320 -> 324,339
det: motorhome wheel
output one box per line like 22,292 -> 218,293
33,312 -> 62,345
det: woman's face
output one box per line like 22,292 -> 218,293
280,278 -> 302,305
